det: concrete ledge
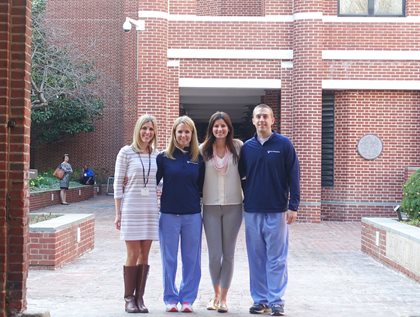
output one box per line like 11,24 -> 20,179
361,217 -> 420,283
21,311 -> 51,317
29,213 -> 95,269
30,213 -> 94,232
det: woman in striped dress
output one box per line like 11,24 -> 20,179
114,114 -> 159,313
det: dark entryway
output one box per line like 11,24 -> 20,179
180,87 -> 280,142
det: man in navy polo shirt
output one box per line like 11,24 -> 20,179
239,104 -> 300,316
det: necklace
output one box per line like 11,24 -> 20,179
211,145 -> 231,175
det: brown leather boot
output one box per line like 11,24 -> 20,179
124,266 -> 140,313
136,264 -> 150,313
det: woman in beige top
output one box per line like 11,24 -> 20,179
200,111 -> 243,313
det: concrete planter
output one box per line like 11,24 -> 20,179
361,217 -> 420,282
29,213 -> 95,269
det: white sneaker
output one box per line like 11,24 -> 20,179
165,303 -> 178,312
181,302 -> 193,313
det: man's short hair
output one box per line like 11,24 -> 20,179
253,103 -> 274,117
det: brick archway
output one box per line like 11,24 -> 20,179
0,1 -> 32,316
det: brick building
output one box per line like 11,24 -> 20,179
1,1 -> 420,315
31,0 -> 420,223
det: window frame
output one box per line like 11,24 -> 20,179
338,0 -> 406,17
321,92 -> 335,188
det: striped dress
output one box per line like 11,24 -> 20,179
113,145 -> 159,241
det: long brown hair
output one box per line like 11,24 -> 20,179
201,111 -> 239,163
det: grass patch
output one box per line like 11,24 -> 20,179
406,219 -> 420,228
29,213 -> 62,224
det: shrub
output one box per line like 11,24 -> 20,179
401,169 -> 420,220
29,169 -> 81,192
30,171 -> 57,189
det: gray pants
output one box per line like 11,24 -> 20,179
203,204 -> 243,289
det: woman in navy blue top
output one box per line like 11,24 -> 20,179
156,116 -> 204,313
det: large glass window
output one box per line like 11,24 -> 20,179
338,0 -> 405,16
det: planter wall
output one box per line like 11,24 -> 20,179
361,217 -> 420,283
29,213 -> 95,269
30,186 -> 95,211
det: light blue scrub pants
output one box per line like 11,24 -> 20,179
159,212 -> 202,305
244,212 -> 288,306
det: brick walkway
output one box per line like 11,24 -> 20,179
25,196 -> 420,317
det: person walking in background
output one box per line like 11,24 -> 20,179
58,154 -> 73,205
156,116 -> 205,313
113,114 -> 159,313
200,112 -> 243,313
239,104 -> 300,316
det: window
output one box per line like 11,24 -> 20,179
338,0 -> 405,16
321,92 -> 335,187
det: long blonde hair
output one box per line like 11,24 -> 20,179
165,116 -> 200,161
131,114 -> 158,153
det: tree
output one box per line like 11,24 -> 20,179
31,0 -> 104,144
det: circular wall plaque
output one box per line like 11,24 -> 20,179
357,134 -> 383,160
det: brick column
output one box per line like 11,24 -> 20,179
280,65 -> 293,138
122,1 -> 140,145
137,0 -> 169,145
262,90 -> 281,132
0,0 -> 32,315
292,2 -> 323,222
164,61 -> 180,149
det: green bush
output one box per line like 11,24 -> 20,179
401,169 -> 420,220
29,171 -> 58,189
29,169 -> 81,191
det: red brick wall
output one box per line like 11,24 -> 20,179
261,90 -> 281,132
325,61 -> 420,81
180,59 -> 281,78
361,222 -> 387,261
291,1 -> 324,222
169,21 -> 291,49
0,0 -> 32,315
138,0 -> 170,150
264,0 -> 293,15
29,186 -> 95,211
171,0 -> 293,15
31,0 -> 128,179
322,91 -> 420,221
405,167 -> 420,181
361,221 -> 420,283
29,217 -> 95,269
121,0 -> 140,148
169,0 -> 197,15
0,2 -> 9,312
166,64 -> 181,149
324,23 -> 420,50
34,0 -> 420,225
196,0 -> 265,16
280,67 -> 293,138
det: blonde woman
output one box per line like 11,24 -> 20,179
114,114 -> 159,313
156,116 -> 205,313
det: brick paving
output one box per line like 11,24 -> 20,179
25,196 -> 420,317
